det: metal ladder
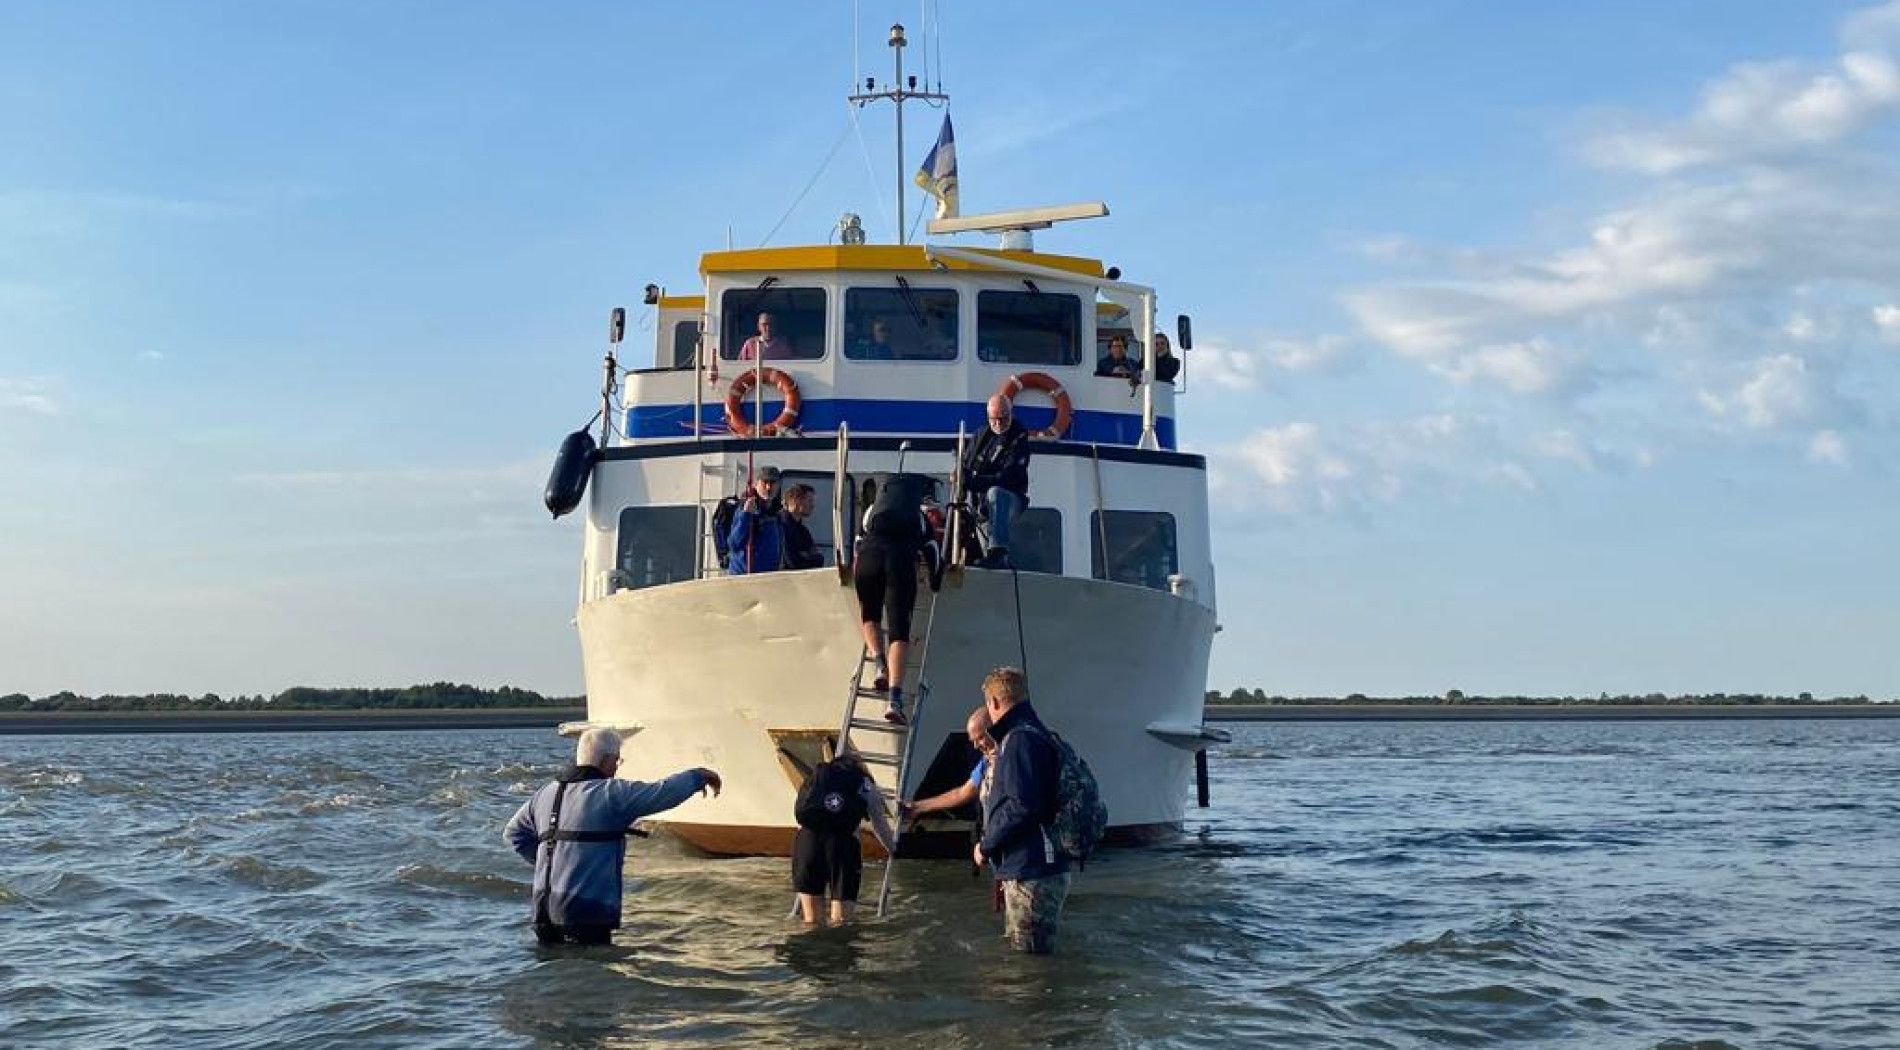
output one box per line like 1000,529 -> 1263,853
835,584 -> 942,917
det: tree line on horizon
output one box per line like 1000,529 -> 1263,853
1206,688 -> 1886,706
0,682 -> 582,713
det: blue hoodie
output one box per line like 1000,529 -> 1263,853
979,701 -> 1069,881
503,765 -> 707,928
725,505 -> 785,575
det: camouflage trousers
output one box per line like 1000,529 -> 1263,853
1001,873 -> 1071,954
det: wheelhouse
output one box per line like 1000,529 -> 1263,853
581,243 -> 1213,614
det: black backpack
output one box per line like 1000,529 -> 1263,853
865,473 -> 935,542
710,496 -> 740,562
794,758 -> 869,834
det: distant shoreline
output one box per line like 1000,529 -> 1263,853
0,707 -> 586,736
3,702 -> 1894,736
1205,703 -> 1900,722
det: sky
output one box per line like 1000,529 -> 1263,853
2,1 -> 1896,700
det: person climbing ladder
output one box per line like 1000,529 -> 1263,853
852,472 -> 937,724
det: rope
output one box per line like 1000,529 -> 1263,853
905,183 -> 932,243
760,120 -> 853,247
1010,560 -> 1029,686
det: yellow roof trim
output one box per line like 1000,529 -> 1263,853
656,295 -> 704,310
698,245 -> 1105,279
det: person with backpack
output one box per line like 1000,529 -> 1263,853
502,728 -> 722,946
974,666 -> 1073,954
791,751 -> 897,927
724,465 -> 785,575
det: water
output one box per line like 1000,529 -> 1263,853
3,719 -> 1896,1049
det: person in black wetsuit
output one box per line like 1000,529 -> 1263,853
853,472 -> 937,724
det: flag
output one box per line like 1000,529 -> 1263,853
913,114 -> 958,220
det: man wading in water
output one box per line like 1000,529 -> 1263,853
504,728 -> 721,945
973,667 -> 1072,954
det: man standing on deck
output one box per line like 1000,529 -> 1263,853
726,465 -> 786,574
504,728 -> 721,946
973,667 -> 1070,954
962,395 -> 1032,569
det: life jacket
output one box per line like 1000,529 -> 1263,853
864,473 -> 934,542
794,758 -> 869,835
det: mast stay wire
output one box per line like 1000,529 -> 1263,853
759,118 -> 854,247
847,102 -> 894,233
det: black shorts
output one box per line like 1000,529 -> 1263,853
791,826 -> 863,901
853,537 -> 920,642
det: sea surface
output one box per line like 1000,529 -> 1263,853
3,719 -> 1896,1049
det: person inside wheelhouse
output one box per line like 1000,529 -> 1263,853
1095,333 -> 1139,379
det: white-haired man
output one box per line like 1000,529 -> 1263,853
504,728 -> 722,946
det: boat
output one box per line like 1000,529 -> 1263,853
545,23 -> 1224,860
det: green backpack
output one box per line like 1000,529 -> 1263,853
1041,729 -> 1108,868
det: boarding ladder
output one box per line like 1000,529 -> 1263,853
835,586 -> 942,917
824,423 -> 968,917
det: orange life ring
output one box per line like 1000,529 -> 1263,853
994,372 -> 1072,439
725,368 -> 801,436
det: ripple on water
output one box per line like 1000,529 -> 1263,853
0,720 -> 1894,1049
393,862 -> 525,902
218,855 -> 328,893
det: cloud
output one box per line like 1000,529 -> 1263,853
1808,428 -> 1850,465
1189,342 -> 1262,390
1339,3 -> 1900,475
0,378 -> 58,416
1875,303 -> 1900,341
1209,413 -> 1543,516
1584,2 -> 1900,174
1260,334 -> 1355,374
1437,337 -> 1591,396
1699,353 -> 1824,429
138,349 -> 166,362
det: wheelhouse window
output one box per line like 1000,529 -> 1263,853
664,320 -> 700,369
1090,510 -> 1177,591
976,289 -> 1081,366
615,506 -> 701,590
1009,508 -> 1063,575
845,286 -> 958,360
719,287 -> 827,361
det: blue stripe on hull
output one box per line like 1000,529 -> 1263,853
626,398 -> 1176,449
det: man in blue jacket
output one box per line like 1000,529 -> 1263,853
973,666 -> 1071,953
504,727 -> 722,945
726,465 -> 785,574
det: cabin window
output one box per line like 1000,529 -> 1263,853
976,290 -> 1082,366
614,506 -> 701,590
665,320 -> 700,369
844,287 -> 959,360
1090,510 -> 1177,590
1010,508 -> 1064,575
718,287 -> 827,361
779,470 -> 852,567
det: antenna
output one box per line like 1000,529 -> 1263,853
848,23 -> 948,245
927,202 -> 1109,251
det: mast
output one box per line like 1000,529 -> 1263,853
849,23 -> 948,244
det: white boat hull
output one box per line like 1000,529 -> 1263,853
577,566 -> 1216,855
